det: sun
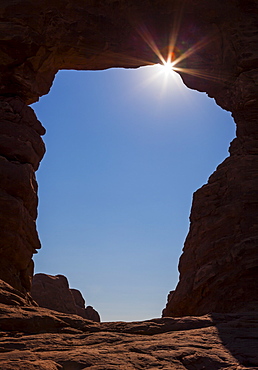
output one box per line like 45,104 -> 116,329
161,60 -> 175,74
153,55 -> 177,78
157,52 -> 177,76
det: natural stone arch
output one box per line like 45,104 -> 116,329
0,0 -> 257,316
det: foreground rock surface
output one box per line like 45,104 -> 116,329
31,273 -> 100,322
0,304 -> 257,369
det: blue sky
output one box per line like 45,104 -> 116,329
32,65 -> 235,322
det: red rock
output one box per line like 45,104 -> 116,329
70,288 -> 100,322
0,0 -> 257,344
163,153 -> 258,316
84,305 -> 101,323
0,97 -> 45,296
0,1 -> 257,367
0,280 -> 35,306
0,304 -> 257,369
31,273 -> 100,322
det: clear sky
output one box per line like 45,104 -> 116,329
32,65 -> 235,322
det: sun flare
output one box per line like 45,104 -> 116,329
161,60 -> 175,74
133,13 -> 216,94
134,17 -> 216,86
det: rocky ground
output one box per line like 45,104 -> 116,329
0,303 -> 257,370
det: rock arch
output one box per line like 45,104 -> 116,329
0,0 -> 257,315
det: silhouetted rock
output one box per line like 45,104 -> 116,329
70,288 -> 86,317
31,273 -> 100,322
85,305 -> 101,323
0,96 -> 45,296
163,150 -> 258,316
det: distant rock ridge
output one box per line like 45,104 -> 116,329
31,273 -> 100,322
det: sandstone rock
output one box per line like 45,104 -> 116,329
0,303 -> 257,369
70,289 -> 101,322
85,305 -> 101,323
163,152 -> 258,316
31,273 -> 100,322
0,0 -> 257,327
0,280 -> 35,307
0,0 -> 257,367
0,304 -> 100,334
0,0 -> 256,106
0,97 -> 45,296
70,288 -> 86,317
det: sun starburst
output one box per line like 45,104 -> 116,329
133,8 -> 217,86
160,56 -> 176,75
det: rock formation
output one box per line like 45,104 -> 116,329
31,273 -> 100,322
0,0 -> 257,367
162,5 -> 258,314
0,1 -> 257,367
0,303 -> 258,369
0,96 -> 45,300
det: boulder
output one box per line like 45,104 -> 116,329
31,273 -> 100,322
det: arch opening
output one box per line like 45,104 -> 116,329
32,66 -> 235,322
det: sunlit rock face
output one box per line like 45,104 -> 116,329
31,274 -> 100,322
0,0 -> 257,317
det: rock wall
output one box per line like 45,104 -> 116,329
163,128 -> 258,316
31,273 -> 100,322
0,0 -> 257,316
0,97 -> 45,300
163,4 -> 258,315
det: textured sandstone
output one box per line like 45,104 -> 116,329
0,0 -> 256,348
163,142 -> 258,316
0,304 -> 257,369
31,274 -> 100,322
0,97 -> 45,298
0,1 -> 257,368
